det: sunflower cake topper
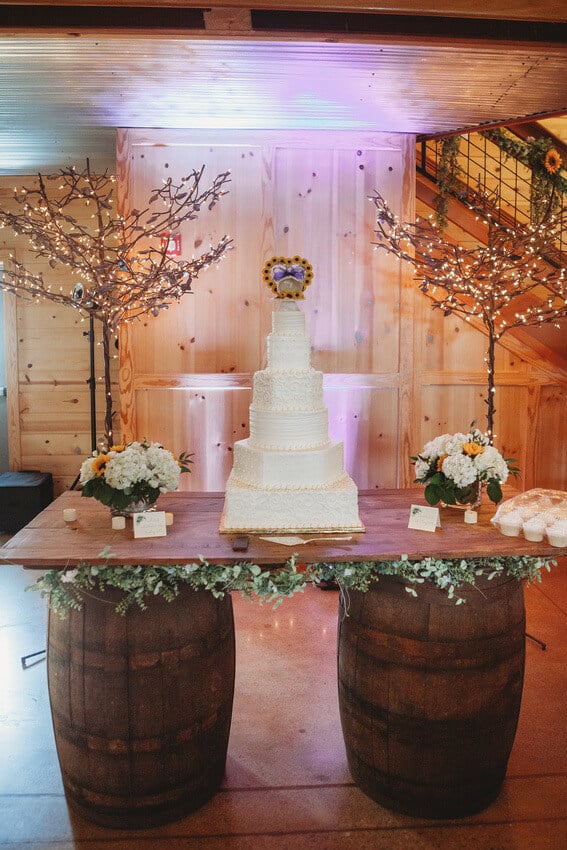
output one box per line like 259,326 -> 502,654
262,255 -> 314,299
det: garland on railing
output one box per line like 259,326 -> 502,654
433,136 -> 463,229
28,552 -> 556,614
431,129 -> 566,229
433,128 -> 567,230
480,128 -> 567,223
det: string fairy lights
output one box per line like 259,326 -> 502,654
0,160 -> 232,444
370,189 -> 567,438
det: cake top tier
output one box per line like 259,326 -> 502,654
262,255 -> 313,299
267,300 -> 312,372
272,299 -> 306,335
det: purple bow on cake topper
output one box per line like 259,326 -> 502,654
271,263 -> 305,283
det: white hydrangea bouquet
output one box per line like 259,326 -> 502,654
80,439 -> 192,514
412,425 -> 518,507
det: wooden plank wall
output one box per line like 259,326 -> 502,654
414,190 -> 567,492
3,132 -> 566,496
116,128 -> 567,495
116,130 -> 417,492
0,178 -> 119,494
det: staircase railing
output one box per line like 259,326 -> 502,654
417,130 -> 566,257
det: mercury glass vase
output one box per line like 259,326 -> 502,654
441,480 -> 483,511
110,498 -> 157,517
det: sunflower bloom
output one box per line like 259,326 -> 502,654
462,441 -> 484,457
437,454 -> 448,472
92,454 -> 110,476
544,149 -> 562,175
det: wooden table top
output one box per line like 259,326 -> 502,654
1,489 -> 564,570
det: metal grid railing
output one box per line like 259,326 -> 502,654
417,131 -> 566,257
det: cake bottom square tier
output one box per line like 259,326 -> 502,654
220,476 -> 364,534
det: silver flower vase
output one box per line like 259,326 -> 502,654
441,480 -> 483,511
110,498 -> 157,517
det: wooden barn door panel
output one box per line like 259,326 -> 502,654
273,145 -> 404,376
120,143 -> 265,376
134,383 -> 252,492
117,129 -> 415,491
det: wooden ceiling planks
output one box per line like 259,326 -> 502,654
0,34 -> 565,174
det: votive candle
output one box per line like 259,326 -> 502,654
111,515 -> 126,530
63,508 -> 77,522
165,512 -> 174,526
464,509 -> 478,524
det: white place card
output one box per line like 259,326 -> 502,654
408,504 -> 441,533
133,510 -> 167,538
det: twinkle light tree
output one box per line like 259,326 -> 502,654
371,189 -> 567,438
0,160 -> 232,445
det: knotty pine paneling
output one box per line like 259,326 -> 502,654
117,128 -> 567,494
272,146 -> 404,376
535,386 -> 567,490
117,129 -> 416,489
4,133 -> 567,499
17,303 -> 109,384
420,384 -> 528,488
134,384 -> 253,492
414,197 -> 567,493
1,176 -> 119,494
420,301 -> 531,380
325,381 -> 399,489
119,143 -> 264,376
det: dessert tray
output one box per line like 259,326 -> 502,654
491,488 -> 567,546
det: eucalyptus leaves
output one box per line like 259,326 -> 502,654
29,551 -> 555,615
312,554 -> 554,605
30,555 -> 307,617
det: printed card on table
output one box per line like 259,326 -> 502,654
133,511 -> 167,538
408,504 -> 441,533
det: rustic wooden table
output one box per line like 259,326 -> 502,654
1,488 -> 563,569
2,488 -> 563,826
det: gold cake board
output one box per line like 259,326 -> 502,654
219,505 -> 365,536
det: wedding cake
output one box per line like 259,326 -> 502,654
220,256 -> 363,533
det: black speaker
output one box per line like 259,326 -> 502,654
0,471 -> 54,533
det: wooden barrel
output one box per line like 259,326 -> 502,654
338,574 -> 526,818
47,585 -> 235,828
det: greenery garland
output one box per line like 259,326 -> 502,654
432,129 -> 566,229
307,555 -> 554,604
433,136 -> 462,229
30,556 -> 308,617
29,551 -> 555,615
477,129 -> 566,222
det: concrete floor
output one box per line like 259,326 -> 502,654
1,548 -> 566,849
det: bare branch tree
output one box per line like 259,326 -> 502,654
370,189 -> 567,437
0,160 -> 232,444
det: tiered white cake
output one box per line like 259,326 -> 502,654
221,300 -> 363,533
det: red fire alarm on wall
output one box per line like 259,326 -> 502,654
160,232 -> 182,256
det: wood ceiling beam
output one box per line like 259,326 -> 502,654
1,2 -> 566,36
0,2 -> 565,25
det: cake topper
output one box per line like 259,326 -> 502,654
262,255 -> 314,299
